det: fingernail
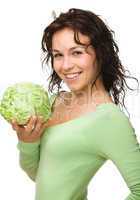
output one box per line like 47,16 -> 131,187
12,119 -> 15,123
32,116 -> 36,119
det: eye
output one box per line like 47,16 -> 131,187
73,51 -> 83,56
53,53 -> 63,58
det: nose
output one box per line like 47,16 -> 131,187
62,55 -> 73,71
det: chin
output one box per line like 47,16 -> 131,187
68,86 -> 86,93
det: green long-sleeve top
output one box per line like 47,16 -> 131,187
17,95 -> 140,200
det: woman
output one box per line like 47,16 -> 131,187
11,8 -> 140,200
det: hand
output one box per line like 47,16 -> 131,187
10,116 -> 47,143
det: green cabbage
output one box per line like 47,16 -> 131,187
0,82 -> 52,125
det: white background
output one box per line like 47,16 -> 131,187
0,0 -> 140,199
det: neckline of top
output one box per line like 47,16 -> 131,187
46,101 -> 121,130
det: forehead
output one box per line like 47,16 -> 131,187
52,28 -> 90,50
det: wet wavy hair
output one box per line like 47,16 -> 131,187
41,8 -> 139,112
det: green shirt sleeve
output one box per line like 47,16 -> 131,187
97,110 -> 140,199
17,140 -> 40,181
16,94 -> 56,181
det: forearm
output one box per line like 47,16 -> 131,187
17,140 -> 40,181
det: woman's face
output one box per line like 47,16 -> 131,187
51,27 -> 99,92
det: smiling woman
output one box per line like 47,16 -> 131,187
51,28 -> 100,95
41,8 -> 138,111
14,8 -> 140,200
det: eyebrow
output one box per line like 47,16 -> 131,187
51,45 -> 87,53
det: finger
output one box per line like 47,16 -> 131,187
43,121 -> 49,128
18,119 -> 47,142
25,116 -> 37,133
41,122 -> 48,133
31,116 -> 44,135
11,120 -> 25,133
11,122 -> 25,140
31,121 -> 47,141
11,119 -> 17,129
39,120 -> 48,134
16,131 -> 22,140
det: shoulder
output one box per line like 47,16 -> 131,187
92,90 -> 114,106
102,106 -> 135,135
50,90 -> 67,112
47,91 -> 68,125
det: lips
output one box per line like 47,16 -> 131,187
64,72 -> 82,79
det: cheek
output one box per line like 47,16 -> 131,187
53,63 -> 64,80
79,56 -> 96,72
53,62 -> 61,73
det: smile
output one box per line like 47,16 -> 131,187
65,72 -> 82,80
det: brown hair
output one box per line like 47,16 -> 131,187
41,8 -> 139,112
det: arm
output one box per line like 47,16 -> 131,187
15,94 -> 57,181
11,115 -> 47,181
17,140 -> 40,181
97,110 -> 140,199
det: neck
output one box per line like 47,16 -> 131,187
64,78 -> 109,106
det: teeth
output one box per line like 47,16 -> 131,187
65,72 -> 81,79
